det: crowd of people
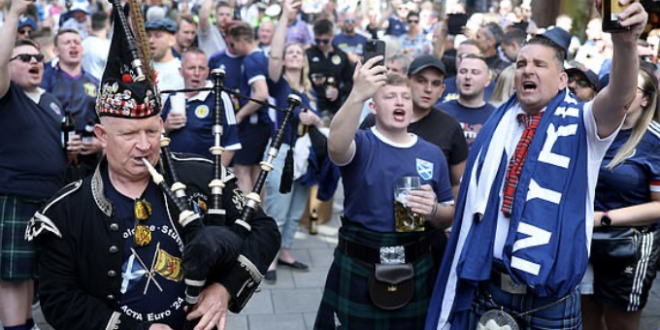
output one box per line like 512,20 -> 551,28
0,0 -> 659,329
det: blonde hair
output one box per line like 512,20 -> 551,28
607,69 -> 659,169
490,65 -> 516,107
282,43 -> 315,104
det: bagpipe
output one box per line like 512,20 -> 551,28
149,72 -> 300,322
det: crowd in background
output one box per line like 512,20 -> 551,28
1,0 -> 660,329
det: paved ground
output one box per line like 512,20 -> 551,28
4,212 -> 660,329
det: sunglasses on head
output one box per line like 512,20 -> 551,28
10,53 -> 44,63
408,19 -> 419,24
315,38 -> 330,45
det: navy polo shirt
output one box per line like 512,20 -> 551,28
341,128 -> 453,232
595,124 -> 660,212
102,169 -> 186,328
42,61 -> 99,130
333,33 -> 367,57
0,84 -> 67,199
208,50 -> 244,93
440,99 -> 496,146
161,82 -> 242,159
268,78 -> 318,143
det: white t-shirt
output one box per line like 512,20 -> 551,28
197,24 -> 227,57
492,101 -> 618,259
153,58 -> 184,103
62,17 -> 90,39
81,35 -> 110,81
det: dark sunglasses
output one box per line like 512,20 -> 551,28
18,29 -> 32,35
569,77 -> 591,89
10,53 -> 44,63
407,19 -> 419,24
315,38 -> 330,45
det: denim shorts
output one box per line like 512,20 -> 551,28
467,277 -> 583,330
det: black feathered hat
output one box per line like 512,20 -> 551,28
96,2 -> 160,118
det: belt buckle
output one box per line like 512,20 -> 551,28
380,246 -> 405,264
500,272 -> 527,295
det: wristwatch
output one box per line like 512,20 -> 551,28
600,211 -> 612,227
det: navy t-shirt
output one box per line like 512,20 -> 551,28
41,62 -> 99,130
441,99 -> 496,146
268,78 -> 318,142
333,33 -> 367,57
103,169 -> 186,328
162,83 -> 241,159
240,49 -> 271,126
437,76 -> 495,104
207,51 -> 243,94
385,16 -> 407,36
0,84 -> 67,199
341,128 -> 453,232
595,124 -> 660,212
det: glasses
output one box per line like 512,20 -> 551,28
407,19 -> 419,24
315,38 -> 330,45
10,53 -> 44,63
344,19 -> 356,23
18,29 -> 32,36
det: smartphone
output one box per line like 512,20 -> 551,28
364,39 -> 386,69
601,0 -> 630,33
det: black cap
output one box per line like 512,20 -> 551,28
408,55 -> 446,77
145,18 -> 177,34
566,67 -> 599,90
539,27 -> 572,59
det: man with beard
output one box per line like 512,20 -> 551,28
146,18 -> 184,99
172,14 -> 197,59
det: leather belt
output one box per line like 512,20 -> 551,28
337,235 -> 431,265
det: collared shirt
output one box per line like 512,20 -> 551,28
333,33 -> 367,57
399,32 -> 431,58
161,81 -> 241,159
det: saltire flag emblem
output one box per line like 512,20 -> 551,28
416,158 -> 434,180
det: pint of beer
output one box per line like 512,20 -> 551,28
394,176 -> 425,232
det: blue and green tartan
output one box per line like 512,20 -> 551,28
0,195 -> 40,280
314,223 -> 434,330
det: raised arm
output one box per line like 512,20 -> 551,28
268,0 -> 300,83
198,0 -> 213,33
0,0 -> 31,99
592,0 -> 648,138
328,56 -> 387,165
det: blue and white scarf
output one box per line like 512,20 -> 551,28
426,90 -> 590,330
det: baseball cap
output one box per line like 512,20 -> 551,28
145,18 -> 177,34
566,67 -> 599,90
408,55 -> 446,77
69,1 -> 91,15
18,15 -> 37,31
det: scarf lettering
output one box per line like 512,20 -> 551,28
538,124 -> 578,169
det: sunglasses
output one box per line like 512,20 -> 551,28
10,53 -> 44,63
569,78 -> 591,89
18,29 -> 32,35
407,19 -> 419,24
345,19 -> 356,23
315,38 -> 330,45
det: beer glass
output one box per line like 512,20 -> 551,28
394,176 -> 425,232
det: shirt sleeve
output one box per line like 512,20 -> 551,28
433,149 -> 454,203
243,55 -> 267,86
337,129 -> 368,167
450,121 -> 469,165
583,100 -> 620,165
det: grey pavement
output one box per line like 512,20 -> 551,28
4,213 -> 660,329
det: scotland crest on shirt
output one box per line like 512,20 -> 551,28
416,158 -> 433,180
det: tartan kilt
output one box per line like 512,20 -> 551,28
0,195 -> 40,281
314,223 -> 434,330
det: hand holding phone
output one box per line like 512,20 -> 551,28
364,39 -> 386,70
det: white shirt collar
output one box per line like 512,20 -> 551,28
370,126 -> 417,148
187,81 -> 213,102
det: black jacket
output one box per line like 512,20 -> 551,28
26,155 -> 280,330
